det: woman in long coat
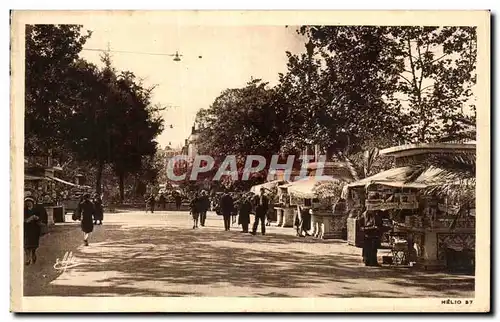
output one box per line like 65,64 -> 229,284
189,193 -> 200,229
24,197 -> 42,265
238,194 -> 252,233
78,194 -> 95,246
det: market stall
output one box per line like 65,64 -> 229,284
287,176 -> 347,239
274,183 -> 295,227
250,180 -> 287,224
344,166 -> 475,270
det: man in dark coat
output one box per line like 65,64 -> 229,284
251,188 -> 269,235
146,194 -> 156,213
93,194 -> 104,225
220,192 -> 234,231
238,194 -> 253,233
174,192 -> 182,211
198,191 -> 210,227
78,193 -> 95,246
159,193 -> 167,210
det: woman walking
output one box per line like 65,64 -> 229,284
24,197 -> 43,265
78,193 -> 95,246
189,193 -> 200,229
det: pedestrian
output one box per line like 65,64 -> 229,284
189,192 -> 200,229
238,194 -> 252,233
78,193 -> 95,246
93,193 -> 104,225
146,194 -> 155,213
174,192 -> 182,211
251,188 -> 269,235
220,191 -> 234,231
24,197 -> 44,265
198,190 -> 210,227
295,204 -> 312,237
159,193 -> 167,210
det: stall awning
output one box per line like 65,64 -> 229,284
49,176 -> 77,187
287,176 -> 340,199
250,180 -> 287,194
25,175 -> 48,181
346,166 -> 453,189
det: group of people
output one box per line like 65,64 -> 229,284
188,190 -> 211,229
145,191 -> 183,213
188,187 -> 270,235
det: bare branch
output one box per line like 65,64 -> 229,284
398,74 -> 413,85
430,53 -> 449,64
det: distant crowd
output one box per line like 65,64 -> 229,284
143,188 -> 271,235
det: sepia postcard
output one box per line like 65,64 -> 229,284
10,10 -> 490,312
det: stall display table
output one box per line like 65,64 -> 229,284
347,217 -> 364,247
274,207 -> 295,227
394,222 -> 475,270
311,212 -> 347,240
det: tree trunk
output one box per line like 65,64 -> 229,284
119,172 -> 125,204
96,160 -> 104,195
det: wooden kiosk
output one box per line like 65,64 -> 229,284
345,142 -> 476,270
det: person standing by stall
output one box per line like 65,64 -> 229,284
198,190 -> 210,227
93,193 -> 104,225
295,204 -> 312,237
238,194 -> 252,233
251,188 -> 269,235
360,211 -> 382,266
78,193 -> 95,246
24,197 -> 44,265
220,191 -> 234,231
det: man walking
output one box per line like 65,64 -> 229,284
238,194 -> 252,233
198,190 -> 210,227
174,192 -> 182,211
220,191 -> 234,231
251,188 -> 269,235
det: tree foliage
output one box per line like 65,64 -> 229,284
25,25 -> 165,198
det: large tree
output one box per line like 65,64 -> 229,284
299,26 -> 477,145
25,24 -> 92,156
281,27 -> 408,156
196,79 -> 291,161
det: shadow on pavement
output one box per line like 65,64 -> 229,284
24,221 -> 475,297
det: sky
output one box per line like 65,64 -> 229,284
79,23 -> 306,150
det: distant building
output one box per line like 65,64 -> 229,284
183,125 -> 199,159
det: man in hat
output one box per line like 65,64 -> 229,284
220,191 -> 234,231
251,188 -> 269,235
238,193 -> 253,233
198,190 -> 210,227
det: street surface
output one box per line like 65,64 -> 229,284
24,211 -> 474,297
